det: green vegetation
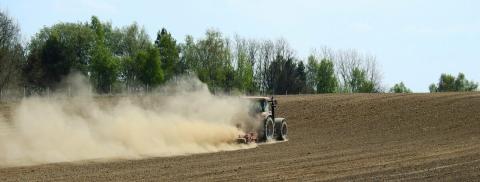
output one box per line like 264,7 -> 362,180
312,57 -> 337,93
429,73 -> 478,93
349,67 -> 374,93
390,82 -> 412,93
1,9 -> 478,95
155,28 -> 179,80
0,11 -> 23,91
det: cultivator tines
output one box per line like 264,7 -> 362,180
237,132 -> 258,144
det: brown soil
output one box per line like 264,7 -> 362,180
1,93 -> 480,181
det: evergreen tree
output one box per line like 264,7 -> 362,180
295,61 -> 307,93
155,28 -> 179,80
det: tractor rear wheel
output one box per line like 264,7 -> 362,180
275,120 -> 288,140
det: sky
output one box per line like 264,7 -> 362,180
1,0 -> 479,92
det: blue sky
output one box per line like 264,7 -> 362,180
1,0 -> 479,92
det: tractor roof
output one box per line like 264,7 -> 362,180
243,96 -> 272,101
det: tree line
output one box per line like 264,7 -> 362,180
389,73 -> 478,93
0,11 -> 477,95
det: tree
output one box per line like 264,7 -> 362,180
187,29 -> 233,92
390,82 -> 412,93
114,23 -> 152,87
438,73 -> 456,92
335,49 -> 382,93
430,73 -> 477,92
114,22 -> 150,57
266,54 -> 281,94
283,57 -> 298,94
89,16 -> 120,93
350,67 -> 374,93
295,61 -> 307,93
255,40 -> 275,94
233,36 -> 255,93
90,45 -> 119,93
155,28 -> 179,80
454,73 -> 478,91
24,22 -> 95,88
316,58 -> 337,93
268,54 -> 298,95
178,35 -> 196,72
0,10 -> 24,90
134,47 -> 164,87
306,55 -> 319,93
264,39 -> 298,95
429,83 -> 438,93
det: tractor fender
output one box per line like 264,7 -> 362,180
274,118 -> 286,125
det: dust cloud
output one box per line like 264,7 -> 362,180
0,75 -> 256,167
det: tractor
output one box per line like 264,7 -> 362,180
237,96 -> 288,143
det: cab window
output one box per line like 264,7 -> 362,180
264,101 -> 270,112
259,100 -> 265,112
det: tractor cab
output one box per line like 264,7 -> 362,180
245,96 -> 277,119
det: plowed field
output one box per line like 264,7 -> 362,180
1,93 -> 480,181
